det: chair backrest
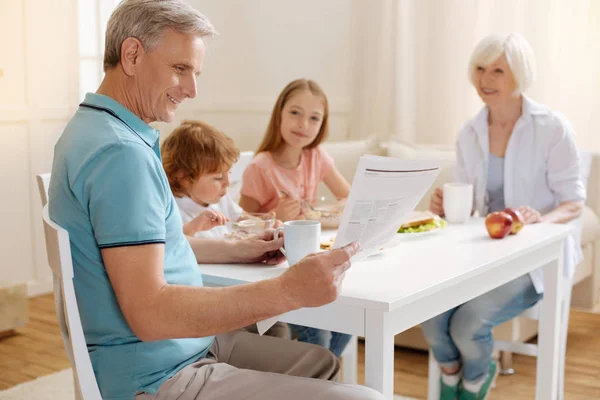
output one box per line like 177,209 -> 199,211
42,205 -> 102,400
228,151 -> 254,201
36,173 -> 75,367
36,173 -> 51,207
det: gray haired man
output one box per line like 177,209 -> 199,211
48,0 -> 385,399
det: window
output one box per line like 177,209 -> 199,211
77,0 -> 120,101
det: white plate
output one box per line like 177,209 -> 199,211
397,227 -> 443,239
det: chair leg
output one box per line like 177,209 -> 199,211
341,335 -> 358,384
428,350 -> 441,400
499,351 -> 515,375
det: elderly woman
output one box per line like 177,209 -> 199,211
426,33 -> 585,400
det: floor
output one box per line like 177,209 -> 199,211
1,294 -> 600,399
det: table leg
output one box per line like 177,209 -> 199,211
365,310 -> 394,399
537,251 -> 564,400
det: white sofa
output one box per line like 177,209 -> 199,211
321,137 -> 600,354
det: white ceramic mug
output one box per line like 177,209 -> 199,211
274,220 -> 321,266
443,183 -> 473,224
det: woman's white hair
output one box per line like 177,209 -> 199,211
468,33 -> 536,94
103,0 -> 217,71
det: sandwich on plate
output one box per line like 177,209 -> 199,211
398,211 -> 446,234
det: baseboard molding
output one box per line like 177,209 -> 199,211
27,278 -> 53,298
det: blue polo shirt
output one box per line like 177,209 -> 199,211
49,93 -> 213,400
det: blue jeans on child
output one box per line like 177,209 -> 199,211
289,325 -> 352,358
420,274 -> 542,382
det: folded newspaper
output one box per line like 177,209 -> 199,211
257,155 -> 441,334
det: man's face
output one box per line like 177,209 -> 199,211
136,29 -> 206,123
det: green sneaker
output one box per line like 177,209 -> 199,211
440,378 -> 460,400
458,361 -> 498,400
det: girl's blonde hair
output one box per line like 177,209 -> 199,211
256,79 -> 329,154
162,120 -> 239,197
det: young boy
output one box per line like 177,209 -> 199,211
161,120 -> 290,338
162,120 -> 242,237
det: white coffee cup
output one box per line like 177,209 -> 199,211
274,220 -> 321,266
443,183 -> 473,224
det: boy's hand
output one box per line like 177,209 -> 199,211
184,210 -> 229,235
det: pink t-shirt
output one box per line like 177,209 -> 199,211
240,146 -> 335,212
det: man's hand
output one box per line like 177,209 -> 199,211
279,242 -> 359,308
232,230 -> 286,265
430,187 -> 444,216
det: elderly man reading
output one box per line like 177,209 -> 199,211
48,1 -> 384,399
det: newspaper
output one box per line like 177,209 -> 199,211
257,156 -> 441,334
332,155 -> 441,259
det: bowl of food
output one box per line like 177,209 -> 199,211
301,197 -> 345,229
229,212 -> 276,239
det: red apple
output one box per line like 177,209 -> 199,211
503,208 -> 524,235
485,211 -> 513,239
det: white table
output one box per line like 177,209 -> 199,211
200,219 -> 572,399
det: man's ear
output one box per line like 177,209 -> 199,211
120,37 -> 144,77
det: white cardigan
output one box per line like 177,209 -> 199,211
454,96 -> 586,293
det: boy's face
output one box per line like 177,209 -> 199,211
187,168 -> 231,206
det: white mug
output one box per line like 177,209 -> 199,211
443,183 -> 473,224
274,220 -> 321,266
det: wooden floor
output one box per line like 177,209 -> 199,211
2,295 -> 600,399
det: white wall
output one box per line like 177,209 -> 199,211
0,0 -> 79,295
154,0 -> 356,151
1,0 -> 599,294
0,0 -> 359,294
397,0 -> 600,148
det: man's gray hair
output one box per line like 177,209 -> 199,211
103,0 -> 217,71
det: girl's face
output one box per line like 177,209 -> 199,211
185,168 -> 231,206
473,54 -> 518,107
279,90 -> 325,150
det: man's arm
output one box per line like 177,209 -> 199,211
102,242 -> 292,341
185,233 -> 285,264
102,241 -> 358,342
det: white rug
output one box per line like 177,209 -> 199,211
0,369 -> 416,399
0,369 -> 74,400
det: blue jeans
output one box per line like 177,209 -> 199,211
421,274 -> 542,382
288,324 -> 352,358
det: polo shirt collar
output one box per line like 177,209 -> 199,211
82,92 -> 160,147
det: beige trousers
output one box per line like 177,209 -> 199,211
134,330 -> 383,400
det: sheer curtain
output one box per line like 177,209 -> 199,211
350,0 -> 600,150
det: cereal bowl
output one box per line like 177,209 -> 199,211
301,197 -> 345,229
229,212 -> 276,238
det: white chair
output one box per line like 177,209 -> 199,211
427,279 -> 573,400
36,173 -> 80,389
41,204 -> 102,399
36,173 -> 51,207
228,151 -> 254,201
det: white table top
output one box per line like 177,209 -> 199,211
199,218 -> 574,312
